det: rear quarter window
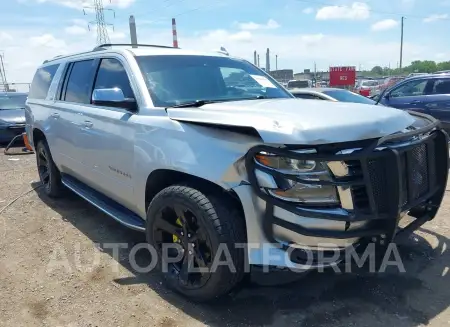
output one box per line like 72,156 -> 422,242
28,64 -> 60,100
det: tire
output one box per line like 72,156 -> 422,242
35,139 -> 64,198
146,185 -> 246,302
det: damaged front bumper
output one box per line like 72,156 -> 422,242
243,111 -> 449,268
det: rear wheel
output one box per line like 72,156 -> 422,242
146,185 -> 246,302
36,140 -> 64,198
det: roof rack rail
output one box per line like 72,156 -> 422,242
93,43 -> 177,51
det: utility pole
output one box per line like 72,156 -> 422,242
257,54 -> 260,68
84,0 -> 115,45
399,16 -> 404,71
276,54 -> 278,70
0,52 -> 8,92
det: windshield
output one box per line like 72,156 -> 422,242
322,90 -> 377,105
0,94 -> 28,110
135,55 -> 292,107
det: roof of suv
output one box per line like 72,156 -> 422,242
42,44 -> 233,66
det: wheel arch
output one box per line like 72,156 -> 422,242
32,127 -> 47,148
144,169 -> 246,226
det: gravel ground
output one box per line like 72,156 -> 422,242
0,145 -> 449,327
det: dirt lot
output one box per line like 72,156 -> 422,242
0,145 -> 449,327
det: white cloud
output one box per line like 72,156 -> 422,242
300,34 -> 324,45
371,19 -> 398,31
65,25 -> 87,35
423,14 -> 449,22
302,7 -> 314,14
0,32 -> 13,41
229,31 -> 252,42
235,19 -> 280,30
316,2 -> 370,20
201,30 -> 252,43
109,0 -> 135,8
109,31 -> 127,40
29,33 -> 67,48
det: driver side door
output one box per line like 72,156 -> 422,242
75,57 -> 138,210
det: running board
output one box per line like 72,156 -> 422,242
61,174 -> 145,232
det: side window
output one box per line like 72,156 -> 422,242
29,64 -> 60,100
64,59 -> 96,104
390,79 -> 428,98
431,79 -> 450,95
93,58 -> 134,99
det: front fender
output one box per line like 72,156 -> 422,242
133,121 -> 261,217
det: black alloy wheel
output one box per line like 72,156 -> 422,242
35,140 -> 64,198
37,144 -> 51,190
152,205 -> 213,289
146,185 -> 246,302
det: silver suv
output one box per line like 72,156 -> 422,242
26,44 -> 449,302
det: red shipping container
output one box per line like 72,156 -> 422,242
329,66 -> 356,87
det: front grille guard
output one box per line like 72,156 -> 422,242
245,111 -> 449,248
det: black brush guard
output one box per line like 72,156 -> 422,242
245,112 -> 449,263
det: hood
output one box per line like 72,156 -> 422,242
0,109 -> 26,124
167,98 -> 415,145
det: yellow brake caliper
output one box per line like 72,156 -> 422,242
173,217 -> 182,243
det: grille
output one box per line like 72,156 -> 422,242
349,142 -> 431,214
407,143 -> 429,200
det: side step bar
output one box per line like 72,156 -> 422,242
61,174 -> 145,232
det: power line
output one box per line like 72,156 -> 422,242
295,0 -> 450,21
83,0 -> 115,44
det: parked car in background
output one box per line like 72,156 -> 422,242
287,79 -> 312,89
355,79 -> 380,96
291,88 -> 379,105
0,92 -> 28,143
376,74 -> 450,133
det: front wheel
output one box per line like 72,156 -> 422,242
146,185 -> 246,302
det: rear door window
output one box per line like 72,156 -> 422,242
430,79 -> 450,95
29,64 -> 60,100
63,59 -> 97,104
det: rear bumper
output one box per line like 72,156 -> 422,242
243,111 -> 449,267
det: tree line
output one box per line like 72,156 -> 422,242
368,60 -> 450,77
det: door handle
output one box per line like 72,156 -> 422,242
83,121 -> 93,128
410,100 -> 422,104
51,113 -> 60,118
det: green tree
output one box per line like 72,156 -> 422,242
371,66 -> 383,75
437,61 -> 450,71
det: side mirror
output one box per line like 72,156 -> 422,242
384,92 -> 390,99
92,88 -> 137,111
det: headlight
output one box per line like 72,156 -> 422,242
255,152 -> 339,206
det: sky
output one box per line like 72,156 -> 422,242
0,0 -> 449,84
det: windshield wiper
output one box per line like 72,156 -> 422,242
168,100 -> 220,108
167,96 -> 273,108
